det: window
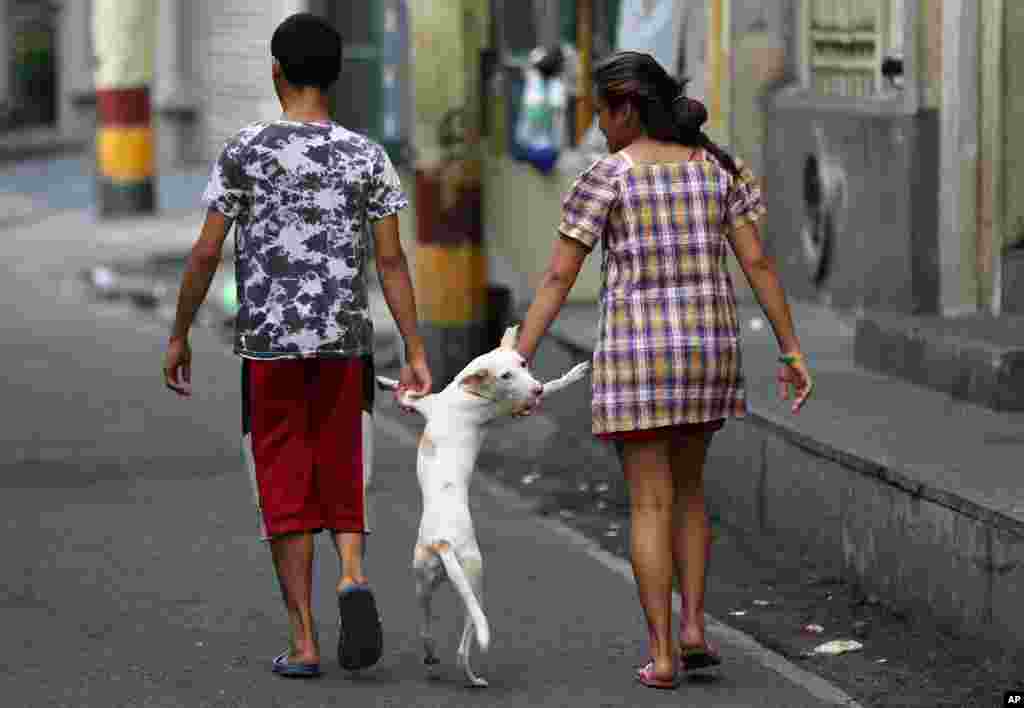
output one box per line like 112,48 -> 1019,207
801,0 -> 906,98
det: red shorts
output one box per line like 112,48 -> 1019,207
241,356 -> 374,541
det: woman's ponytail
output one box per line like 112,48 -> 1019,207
669,93 -> 741,178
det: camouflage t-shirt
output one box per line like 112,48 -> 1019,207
203,120 -> 408,359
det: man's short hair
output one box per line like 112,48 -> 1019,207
271,13 -> 342,90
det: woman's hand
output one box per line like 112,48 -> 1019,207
777,353 -> 813,413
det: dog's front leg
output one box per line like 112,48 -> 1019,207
541,362 -> 590,398
456,555 -> 487,687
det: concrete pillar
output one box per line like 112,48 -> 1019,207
978,0 -> 1005,314
0,0 -> 9,111
938,0 -> 978,315
56,0 -> 94,141
409,0 -> 492,389
153,0 -> 200,166
92,0 -> 158,217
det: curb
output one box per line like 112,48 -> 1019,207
0,138 -> 87,166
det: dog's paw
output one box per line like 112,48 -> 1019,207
564,362 -> 590,383
376,375 -> 399,391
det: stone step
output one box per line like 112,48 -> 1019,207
853,310 -> 1024,412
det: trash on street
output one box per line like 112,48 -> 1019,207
812,639 -> 863,656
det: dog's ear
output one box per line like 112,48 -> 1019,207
459,369 -> 494,395
500,324 -> 520,350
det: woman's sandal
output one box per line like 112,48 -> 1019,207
679,643 -> 722,673
635,659 -> 682,689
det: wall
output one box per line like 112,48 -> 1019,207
1004,2 -> 1024,260
199,0 -> 308,162
764,103 -> 939,314
484,155 -> 604,306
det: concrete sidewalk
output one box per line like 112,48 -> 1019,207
531,296 -> 1024,649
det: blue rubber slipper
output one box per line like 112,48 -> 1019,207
337,584 -> 383,671
272,651 -> 321,678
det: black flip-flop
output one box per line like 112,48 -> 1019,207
337,584 -> 383,671
679,644 -> 722,673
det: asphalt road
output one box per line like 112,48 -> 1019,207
0,202 -> 858,706
6,157 -> 1018,707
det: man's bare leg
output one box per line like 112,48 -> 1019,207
332,531 -> 367,592
270,531 -> 320,663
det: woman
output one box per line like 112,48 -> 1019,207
515,51 -> 814,689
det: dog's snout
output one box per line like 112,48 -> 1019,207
531,384 -> 544,396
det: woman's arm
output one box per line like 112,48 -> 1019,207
515,235 -> 591,361
727,220 -> 801,354
727,219 -> 813,412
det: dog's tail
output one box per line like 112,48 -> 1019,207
436,544 -> 490,652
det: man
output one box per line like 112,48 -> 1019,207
162,13 -> 431,678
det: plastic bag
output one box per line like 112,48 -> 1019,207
514,67 -> 565,174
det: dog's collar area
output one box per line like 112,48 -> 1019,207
461,387 -> 498,403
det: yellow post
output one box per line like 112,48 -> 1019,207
706,0 -> 731,146
576,0 -> 595,144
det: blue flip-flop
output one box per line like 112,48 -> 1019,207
272,651 -> 321,678
337,584 -> 383,671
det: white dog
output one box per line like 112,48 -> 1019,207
377,325 -> 589,687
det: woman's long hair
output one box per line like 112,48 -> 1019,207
593,51 -> 741,177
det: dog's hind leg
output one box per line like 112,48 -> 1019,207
413,547 -> 443,670
456,555 -> 488,687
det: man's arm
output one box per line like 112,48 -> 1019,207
371,214 -> 431,396
170,209 -> 231,341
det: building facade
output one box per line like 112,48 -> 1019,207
37,0 -> 1023,315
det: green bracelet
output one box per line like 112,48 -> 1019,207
778,353 -> 804,366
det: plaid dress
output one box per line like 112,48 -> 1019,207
558,149 -> 766,435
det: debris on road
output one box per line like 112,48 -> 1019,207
729,610 -> 748,617
90,266 -> 116,292
812,639 -> 863,656
753,599 -> 772,607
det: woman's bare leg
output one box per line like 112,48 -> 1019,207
619,438 -> 676,679
669,431 -> 714,649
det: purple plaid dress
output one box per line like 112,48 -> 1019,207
558,149 -> 766,435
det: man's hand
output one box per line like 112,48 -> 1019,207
396,348 -> 431,413
164,337 -> 193,397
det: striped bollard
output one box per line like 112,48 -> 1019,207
92,0 -> 157,217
